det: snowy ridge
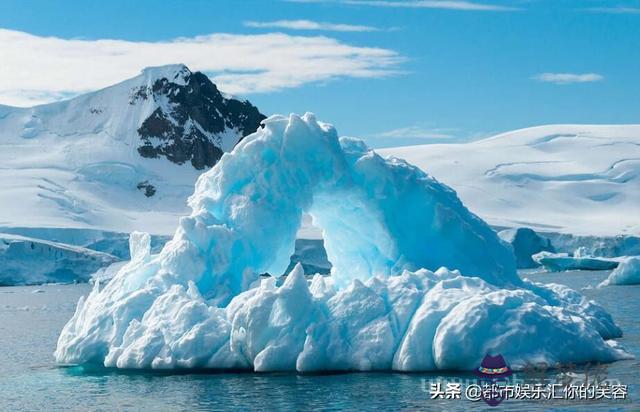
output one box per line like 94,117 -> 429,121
379,125 -> 640,237
55,114 -> 629,372
0,64 -> 264,235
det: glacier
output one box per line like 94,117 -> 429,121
55,113 -> 631,371
0,233 -> 118,286
498,227 -> 640,269
543,232 -> 640,260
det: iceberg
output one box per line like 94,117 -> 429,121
498,227 -> 555,269
532,251 -> 619,272
55,113 -> 630,371
600,256 -> 640,286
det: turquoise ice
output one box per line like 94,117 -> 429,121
55,113 -> 630,371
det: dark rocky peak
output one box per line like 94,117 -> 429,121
135,65 -> 266,170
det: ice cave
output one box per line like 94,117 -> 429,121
55,113 -> 630,372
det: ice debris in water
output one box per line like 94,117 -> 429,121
55,113 -> 631,371
600,256 -> 640,287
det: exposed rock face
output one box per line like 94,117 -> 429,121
136,181 -> 156,197
136,68 -> 266,169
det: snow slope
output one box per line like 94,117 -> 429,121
379,125 -> 640,237
0,64 -> 264,236
55,114 -> 629,372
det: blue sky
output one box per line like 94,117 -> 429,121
0,0 -> 638,146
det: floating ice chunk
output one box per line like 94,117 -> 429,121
55,113 -> 629,371
532,251 -> 619,271
599,256 -> 640,287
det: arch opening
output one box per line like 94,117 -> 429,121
176,113 -> 517,305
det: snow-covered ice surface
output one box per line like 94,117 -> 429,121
55,114 -> 630,372
0,233 -> 118,285
532,251 -> 619,272
600,256 -> 640,287
0,227 -> 169,260
543,232 -> 640,258
379,125 -> 640,237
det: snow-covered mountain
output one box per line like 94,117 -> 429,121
0,64 -> 265,235
379,125 -> 640,237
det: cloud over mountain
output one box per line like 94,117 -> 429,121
0,28 -> 402,106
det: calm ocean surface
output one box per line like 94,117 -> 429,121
1,270 -> 638,411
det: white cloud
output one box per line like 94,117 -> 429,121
373,125 -> 456,139
0,28 -> 402,107
244,19 -> 380,32
585,7 -> 640,14
534,72 -> 604,85
290,0 -> 518,11
364,125 -> 481,148
364,124 -> 491,148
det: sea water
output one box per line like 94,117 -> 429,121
0,271 -> 637,411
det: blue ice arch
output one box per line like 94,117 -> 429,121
55,114 -> 630,372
